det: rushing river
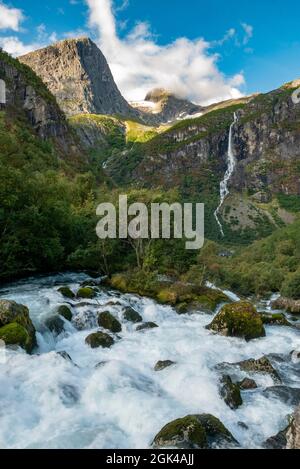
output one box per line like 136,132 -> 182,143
0,273 -> 299,449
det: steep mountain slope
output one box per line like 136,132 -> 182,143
104,84 -> 300,242
19,37 -> 138,119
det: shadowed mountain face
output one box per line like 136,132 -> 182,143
19,37 -> 138,119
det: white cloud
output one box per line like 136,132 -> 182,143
0,2 -> 24,31
85,0 -> 245,104
241,23 -> 253,45
0,36 -> 40,55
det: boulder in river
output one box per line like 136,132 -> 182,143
45,315 -> 65,335
58,287 -> 75,299
261,313 -> 291,327
57,305 -> 72,322
77,287 -> 97,299
237,356 -> 281,383
219,375 -> 243,409
85,331 -> 114,349
98,311 -> 122,333
123,307 -> 142,323
0,300 -> 36,352
264,406 -> 300,449
153,414 -> 238,449
206,302 -> 266,341
154,360 -> 176,372
271,297 -> 300,314
136,322 -> 159,332
238,378 -> 258,390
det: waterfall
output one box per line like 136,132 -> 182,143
214,113 -> 238,237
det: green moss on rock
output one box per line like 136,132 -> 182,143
58,287 -> 75,299
220,375 -> 243,409
98,311 -> 122,333
0,300 -> 36,352
0,322 -> 32,352
77,287 -> 97,299
261,313 -> 291,327
57,305 -> 72,322
207,301 -> 266,341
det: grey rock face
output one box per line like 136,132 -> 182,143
19,37 -> 138,118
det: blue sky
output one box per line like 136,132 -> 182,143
1,0 -> 300,103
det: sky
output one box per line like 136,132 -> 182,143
0,0 -> 300,105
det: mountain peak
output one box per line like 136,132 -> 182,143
19,37 -> 137,118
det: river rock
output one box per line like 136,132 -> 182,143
77,287 -> 97,299
206,302 -> 266,341
123,307 -> 143,323
85,331 -> 114,349
220,375 -> 243,409
237,357 -> 281,383
45,315 -> 65,335
286,406 -> 300,449
0,300 -> 36,352
153,414 -> 238,449
57,305 -> 72,322
58,287 -> 75,299
238,378 -> 258,390
261,313 -> 292,327
136,322 -> 159,332
271,297 -> 300,314
154,360 -> 176,372
98,311 -> 122,333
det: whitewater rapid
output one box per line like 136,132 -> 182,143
0,273 -> 299,449
214,113 -> 238,237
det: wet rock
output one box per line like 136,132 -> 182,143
45,315 -> 65,335
123,307 -> 142,323
264,426 -> 289,449
105,301 -> 122,307
238,378 -> 258,390
0,299 -> 36,352
57,305 -> 72,322
206,302 -> 266,341
271,297 -> 300,315
154,360 -> 176,372
286,406 -> 300,449
85,331 -> 114,349
153,414 -> 237,449
136,322 -> 159,332
220,375 -> 243,409
57,351 -> 73,363
238,422 -> 249,430
58,287 -> 75,299
77,287 -> 97,299
80,280 -> 100,288
95,361 -> 109,369
98,311 -> 122,333
263,386 -> 300,406
261,313 -> 292,327
236,357 -> 281,383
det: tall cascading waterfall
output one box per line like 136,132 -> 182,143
214,112 -> 238,237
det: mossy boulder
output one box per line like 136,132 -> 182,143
57,305 -> 72,322
153,414 -> 237,449
58,287 -> 75,299
45,315 -> 65,335
154,360 -> 176,372
123,307 -> 143,323
207,302 -> 266,341
0,300 -> 36,352
271,297 -> 300,315
136,322 -> 159,332
0,323 -> 33,353
85,331 -> 114,349
220,375 -> 243,409
261,313 -> 291,327
98,311 -> 122,333
77,287 -> 97,299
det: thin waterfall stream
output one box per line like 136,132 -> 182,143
214,112 -> 238,237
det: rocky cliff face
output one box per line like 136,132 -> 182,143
19,37 -> 137,119
0,50 -> 70,141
